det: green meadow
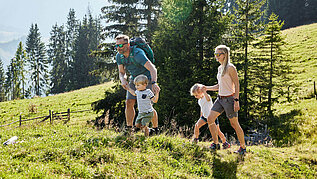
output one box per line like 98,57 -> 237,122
0,23 -> 316,178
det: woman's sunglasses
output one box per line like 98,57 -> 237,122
115,43 -> 128,48
214,53 -> 224,57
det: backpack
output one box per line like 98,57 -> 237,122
129,37 -> 155,64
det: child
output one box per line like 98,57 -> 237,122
127,74 -> 160,136
190,83 -> 230,149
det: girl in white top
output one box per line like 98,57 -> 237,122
190,83 -> 230,149
205,45 -> 246,155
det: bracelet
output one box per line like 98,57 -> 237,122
234,98 -> 239,102
151,81 -> 156,84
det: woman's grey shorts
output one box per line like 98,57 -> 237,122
127,80 -> 153,100
211,96 -> 238,119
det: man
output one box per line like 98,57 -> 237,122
115,34 -> 160,135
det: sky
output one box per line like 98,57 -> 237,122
0,0 -> 110,39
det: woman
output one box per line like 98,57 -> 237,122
205,45 -> 246,155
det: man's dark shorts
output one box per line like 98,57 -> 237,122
211,96 -> 238,119
127,80 -> 153,100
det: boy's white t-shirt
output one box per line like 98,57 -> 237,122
135,89 -> 154,113
198,94 -> 213,118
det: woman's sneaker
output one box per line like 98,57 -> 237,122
222,141 -> 231,149
234,147 -> 246,155
209,143 -> 220,150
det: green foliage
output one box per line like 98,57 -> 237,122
250,13 -> 288,120
0,59 -> 5,101
267,0 -> 317,29
153,0 -> 227,129
101,0 -> 161,42
48,24 -> 68,94
230,0 -> 267,123
69,13 -> 103,90
26,24 -> 49,96
91,83 -> 126,129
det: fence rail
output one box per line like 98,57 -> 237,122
0,109 -> 92,128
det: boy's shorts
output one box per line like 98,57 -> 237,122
201,116 -> 219,125
135,111 -> 154,126
211,95 -> 238,119
127,80 -> 153,100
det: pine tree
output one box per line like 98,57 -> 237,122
231,0 -> 266,122
48,24 -> 68,94
70,13 -> 102,90
65,9 -> 79,91
153,0 -> 227,128
254,13 -> 288,117
4,59 -> 14,100
0,59 -> 5,101
101,0 -> 161,41
26,24 -> 49,96
13,42 -> 27,99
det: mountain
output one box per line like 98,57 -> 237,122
0,36 -> 27,67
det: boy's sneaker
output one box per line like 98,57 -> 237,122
209,143 -> 220,150
234,147 -> 246,155
149,128 -> 159,136
192,138 -> 199,144
222,141 -> 231,149
149,128 -> 155,136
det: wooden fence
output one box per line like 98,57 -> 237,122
0,109 -> 91,128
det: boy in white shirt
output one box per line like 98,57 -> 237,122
190,83 -> 230,149
127,74 -> 160,136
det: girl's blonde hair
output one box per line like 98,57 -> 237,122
215,45 -> 230,76
190,83 -> 203,96
134,74 -> 149,85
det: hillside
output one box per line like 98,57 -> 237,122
0,24 -> 317,178
273,23 -> 317,145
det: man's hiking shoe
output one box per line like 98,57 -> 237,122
192,138 -> 199,144
209,143 -> 220,150
234,147 -> 246,155
222,141 -> 231,149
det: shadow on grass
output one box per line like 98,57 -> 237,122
212,155 -> 238,179
269,109 -> 302,146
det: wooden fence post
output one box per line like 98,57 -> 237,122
49,110 -> 52,124
314,81 -> 317,100
19,115 -> 22,127
67,108 -> 70,121
51,110 -> 54,124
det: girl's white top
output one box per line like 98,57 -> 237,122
217,63 -> 236,96
198,94 -> 213,118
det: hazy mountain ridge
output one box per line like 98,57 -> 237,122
0,36 -> 27,67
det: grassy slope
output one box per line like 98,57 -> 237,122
274,23 -> 317,144
0,24 -> 317,178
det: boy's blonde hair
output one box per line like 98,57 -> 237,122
134,74 -> 149,85
190,83 -> 203,96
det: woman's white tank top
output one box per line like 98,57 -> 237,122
217,63 -> 235,96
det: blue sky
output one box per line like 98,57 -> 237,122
0,0 -> 110,38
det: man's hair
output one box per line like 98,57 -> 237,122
134,74 -> 149,85
115,34 -> 129,43
190,83 -> 203,96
